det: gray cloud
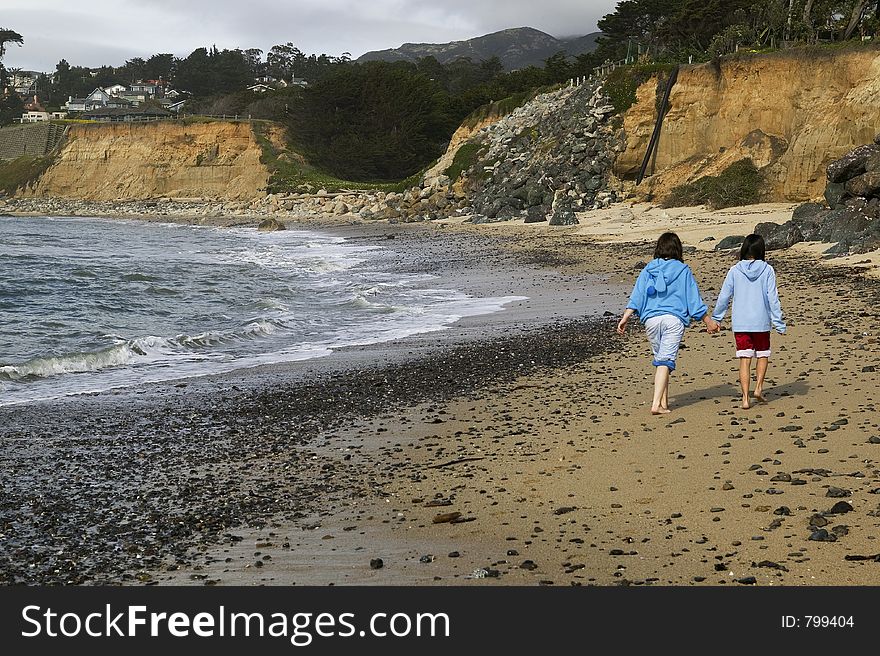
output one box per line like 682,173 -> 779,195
3,0 -> 617,72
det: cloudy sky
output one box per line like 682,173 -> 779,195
2,0 -> 618,72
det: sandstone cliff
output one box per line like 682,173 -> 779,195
616,48 -> 880,203
22,121 -> 269,201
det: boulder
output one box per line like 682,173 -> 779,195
826,144 -> 880,183
844,171 -> 880,198
824,182 -> 849,209
549,207 -> 579,226
792,202 -> 826,220
715,235 -> 745,251
755,221 -> 803,250
524,205 -> 548,223
825,208 -> 870,244
257,218 -> 286,232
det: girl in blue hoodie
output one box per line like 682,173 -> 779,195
618,232 -> 719,415
711,234 -> 786,409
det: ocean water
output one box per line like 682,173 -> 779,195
0,216 -> 525,406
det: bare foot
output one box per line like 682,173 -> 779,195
651,407 -> 671,415
741,399 -> 751,410
753,391 -> 767,403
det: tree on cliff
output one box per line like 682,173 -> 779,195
286,61 -> 457,181
0,27 -> 24,90
174,46 -> 251,96
0,28 -> 23,60
596,0 -> 879,59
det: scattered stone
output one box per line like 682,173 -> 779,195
370,558 -> 384,570
809,529 -> 837,542
433,512 -> 462,524
809,514 -> 829,527
826,487 -> 850,498
753,560 -> 788,572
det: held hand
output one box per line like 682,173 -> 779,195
704,317 -> 720,334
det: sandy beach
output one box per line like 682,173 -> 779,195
3,203 -> 880,586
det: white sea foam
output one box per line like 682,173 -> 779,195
0,216 -> 528,406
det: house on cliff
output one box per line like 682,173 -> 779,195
82,105 -> 173,122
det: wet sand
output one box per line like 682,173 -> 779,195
3,207 -> 880,586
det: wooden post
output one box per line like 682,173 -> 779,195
637,66 -> 679,185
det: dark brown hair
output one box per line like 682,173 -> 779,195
653,232 -> 683,261
739,233 -> 766,261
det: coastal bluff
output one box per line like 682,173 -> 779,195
617,48 -> 880,203
21,121 -> 269,201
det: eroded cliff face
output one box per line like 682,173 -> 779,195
23,121 -> 269,200
616,49 -> 880,202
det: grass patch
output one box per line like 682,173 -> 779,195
0,155 -> 56,195
722,38 -> 880,64
251,121 -> 416,194
663,159 -> 764,209
604,63 -> 676,114
443,142 -> 481,181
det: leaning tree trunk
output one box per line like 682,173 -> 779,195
842,0 -> 870,40
802,0 -> 815,30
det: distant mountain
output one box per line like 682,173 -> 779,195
357,27 -> 602,71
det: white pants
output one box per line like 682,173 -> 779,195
644,314 -> 685,371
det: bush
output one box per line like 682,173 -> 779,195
604,63 -> 676,114
663,159 -> 764,209
444,142 -> 481,181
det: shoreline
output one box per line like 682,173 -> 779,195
3,205 -> 880,586
0,219 -> 623,585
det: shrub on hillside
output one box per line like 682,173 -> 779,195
663,159 -> 764,209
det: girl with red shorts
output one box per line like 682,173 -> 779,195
711,234 -> 786,409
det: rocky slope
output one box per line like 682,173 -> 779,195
22,121 -> 268,201
616,47 -> 880,203
358,27 -> 601,70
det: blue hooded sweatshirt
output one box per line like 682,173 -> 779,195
711,260 -> 786,333
626,258 -> 708,325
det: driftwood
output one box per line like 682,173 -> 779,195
426,456 -> 486,469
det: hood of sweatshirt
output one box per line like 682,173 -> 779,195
644,258 -> 688,295
735,259 -> 768,281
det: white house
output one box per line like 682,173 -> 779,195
21,111 -> 49,123
103,83 -> 127,96
119,92 -> 145,106
65,88 -> 112,112
65,97 -> 87,112
86,87 -> 110,107
11,70 -> 42,95
129,81 -> 157,96
246,83 -> 273,93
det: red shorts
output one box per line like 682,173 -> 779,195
735,332 -> 771,358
